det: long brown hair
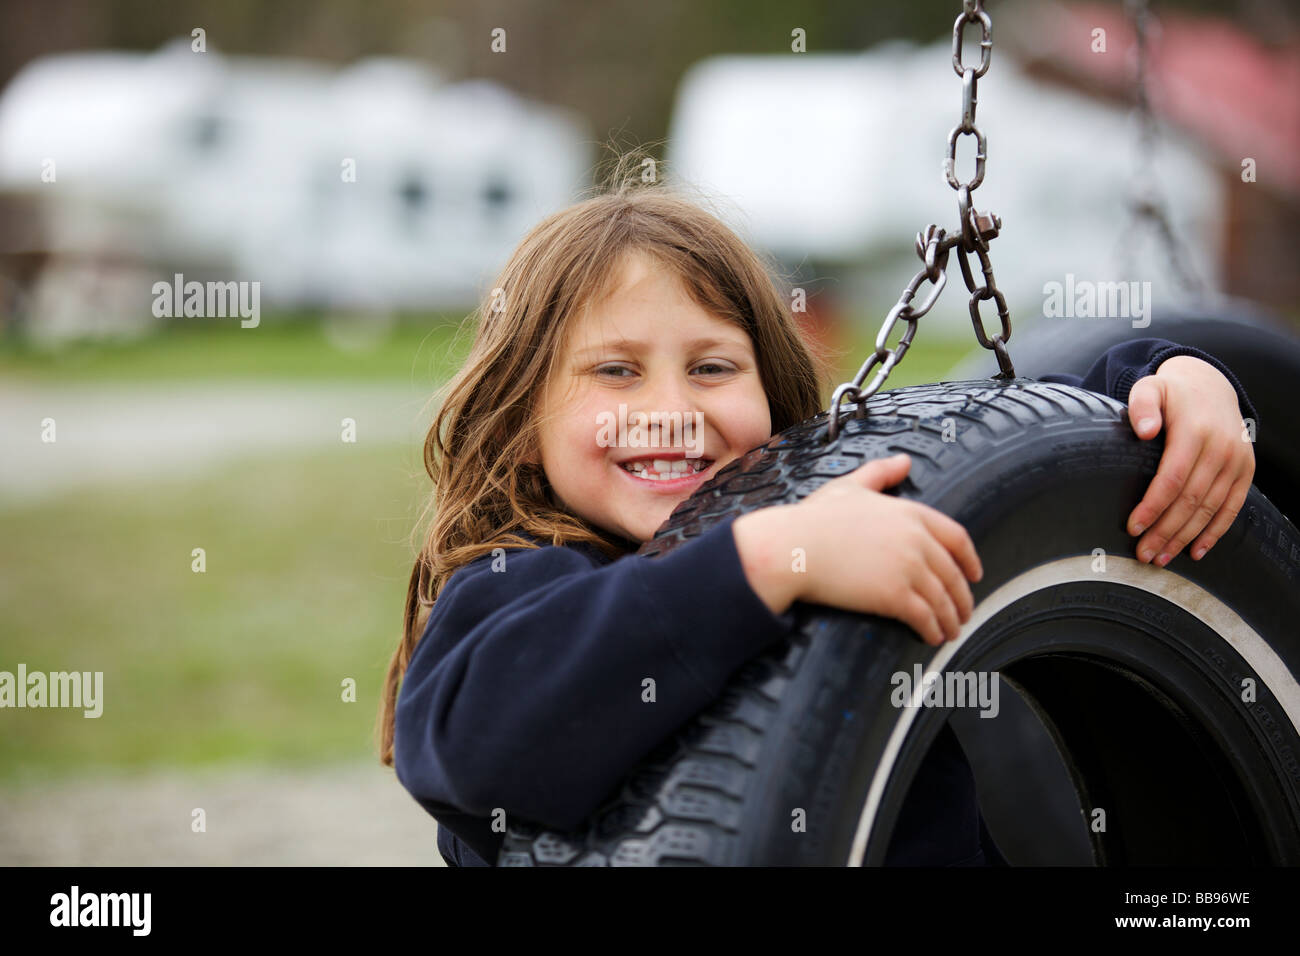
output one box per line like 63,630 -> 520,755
377,149 -> 830,766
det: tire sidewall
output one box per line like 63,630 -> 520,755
733,412 -> 1300,865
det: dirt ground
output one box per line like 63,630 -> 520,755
0,761 -> 446,866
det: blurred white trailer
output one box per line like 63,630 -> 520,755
665,40 -> 1225,331
0,40 -> 591,338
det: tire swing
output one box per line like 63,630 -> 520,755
498,0 -> 1300,865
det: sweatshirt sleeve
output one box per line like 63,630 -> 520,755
1035,337 -> 1259,428
393,513 -> 797,833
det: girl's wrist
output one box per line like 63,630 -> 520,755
732,505 -> 802,616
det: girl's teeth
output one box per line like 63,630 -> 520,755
622,458 -> 709,480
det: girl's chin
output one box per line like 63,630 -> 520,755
619,503 -> 683,544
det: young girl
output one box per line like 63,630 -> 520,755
378,161 -> 1258,867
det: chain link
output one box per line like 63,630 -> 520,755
1115,0 -> 1206,295
827,0 -> 1015,442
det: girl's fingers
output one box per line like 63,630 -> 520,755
1135,435 -> 1221,564
1160,465 -> 1236,565
915,506 -> 983,583
1190,469 -> 1252,561
1128,430 -> 1203,537
922,531 -> 974,624
1127,375 -> 1166,441
850,454 -> 911,492
908,551 -> 962,643
901,590 -> 945,647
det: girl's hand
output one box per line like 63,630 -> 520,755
1124,355 -> 1256,566
733,454 -> 983,646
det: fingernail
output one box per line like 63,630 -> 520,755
1192,545 -> 1206,560
1156,552 -> 1171,567
1138,417 -> 1157,432
1131,521 -> 1145,536
1140,548 -> 1155,562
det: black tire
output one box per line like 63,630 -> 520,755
947,307 -> 1300,524
498,379 -> 1300,865
949,312 -> 1300,864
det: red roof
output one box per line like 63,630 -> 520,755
1007,2 -> 1300,194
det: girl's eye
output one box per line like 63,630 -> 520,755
594,362 -> 734,378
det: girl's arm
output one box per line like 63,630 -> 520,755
1035,337 -> 1259,427
394,515 -> 796,834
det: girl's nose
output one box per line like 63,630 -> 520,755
635,376 -> 699,448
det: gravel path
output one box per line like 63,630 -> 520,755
0,761 -> 446,866
0,381 -> 435,506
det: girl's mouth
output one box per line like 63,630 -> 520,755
616,456 -> 715,492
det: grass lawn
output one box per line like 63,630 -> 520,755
837,334 -> 985,392
0,441 -> 427,783
0,313 -> 472,385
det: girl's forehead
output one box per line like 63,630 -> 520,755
564,292 -> 753,353
552,249 -> 757,360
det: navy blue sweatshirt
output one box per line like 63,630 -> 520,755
393,338 -> 1257,867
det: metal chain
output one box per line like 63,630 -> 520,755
827,0 -> 1015,443
1115,0 -> 1205,295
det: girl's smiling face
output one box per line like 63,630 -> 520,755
534,251 -> 773,544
